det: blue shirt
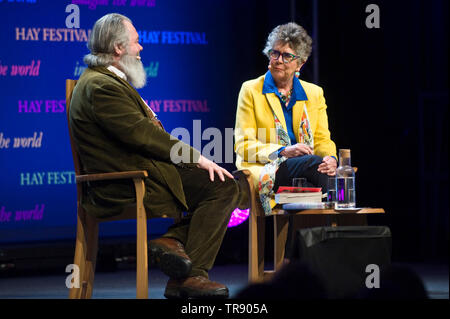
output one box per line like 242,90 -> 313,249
262,71 -> 308,144
262,71 -> 337,163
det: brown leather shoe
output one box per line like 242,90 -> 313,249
149,238 -> 192,279
164,276 -> 229,299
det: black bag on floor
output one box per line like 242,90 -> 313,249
290,226 -> 392,298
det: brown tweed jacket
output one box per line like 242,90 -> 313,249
69,66 -> 200,218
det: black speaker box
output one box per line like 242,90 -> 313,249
290,226 -> 392,298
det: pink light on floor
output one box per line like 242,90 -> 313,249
227,207 -> 250,228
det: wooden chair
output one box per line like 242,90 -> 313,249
233,169 -> 385,283
66,79 -> 149,299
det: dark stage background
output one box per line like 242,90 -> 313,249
0,0 -> 448,275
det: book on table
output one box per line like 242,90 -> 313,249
275,186 -> 323,204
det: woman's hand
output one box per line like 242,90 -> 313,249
197,155 -> 234,182
318,156 -> 337,176
280,143 -> 313,158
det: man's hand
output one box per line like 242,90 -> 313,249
318,156 -> 337,176
280,143 -> 313,158
197,155 -> 234,182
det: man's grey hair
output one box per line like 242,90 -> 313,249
84,13 -> 132,67
263,22 -> 312,64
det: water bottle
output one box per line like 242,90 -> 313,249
336,149 -> 356,208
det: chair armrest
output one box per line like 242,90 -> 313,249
76,170 -> 148,183
232,169 -> 252,178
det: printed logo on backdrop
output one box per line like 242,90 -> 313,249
0,0 -> 37,3
15,27 -> 91,42
20,171 -> 76,186
18,100 -> 65,113
139,31 -> 208,45
0,132 -> 43,149
145,100 -> 209,113
73,60 -> 159,78
0,60 -> 40,77
0,205 -> 44,223
13,27 -> 207,45
14,97 -> 209,114
0,0 -> 228,243
71,0 -> 156,10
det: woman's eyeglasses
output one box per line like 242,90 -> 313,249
268,49 -> 300,64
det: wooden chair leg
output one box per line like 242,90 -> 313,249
134,178 -> 148,299
273,215 -> 289,272
70,207 -> 98,299
69,208 -> 86,299
249,212 -> 265,283
82,213 -> 99,299
245,171 -> 267,283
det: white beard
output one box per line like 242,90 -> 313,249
118,53 -> 147,89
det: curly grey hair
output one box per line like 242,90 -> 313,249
84,13 -> 132,67
263,22 -> 312,64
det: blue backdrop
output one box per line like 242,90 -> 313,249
1,0 -> 448,262
0,0 -> 238,243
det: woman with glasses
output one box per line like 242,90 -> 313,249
234,22 -> 338,217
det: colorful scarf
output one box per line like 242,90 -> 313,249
258,103 -> 313,215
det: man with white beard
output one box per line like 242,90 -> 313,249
69,13 -> 247,299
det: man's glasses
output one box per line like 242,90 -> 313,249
268,49 -> 300,64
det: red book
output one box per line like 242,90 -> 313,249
276,186 -> 322,194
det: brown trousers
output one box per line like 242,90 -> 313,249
162,166 -> 240,278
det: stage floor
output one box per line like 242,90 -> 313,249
0,262 -> 447,299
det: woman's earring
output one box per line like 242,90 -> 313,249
295,71 -> 300,78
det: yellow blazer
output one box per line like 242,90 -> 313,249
234,74 -> 337,189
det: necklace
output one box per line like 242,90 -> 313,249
279,88 -> 293,104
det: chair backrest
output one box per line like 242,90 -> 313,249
65,79 -> 82,176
